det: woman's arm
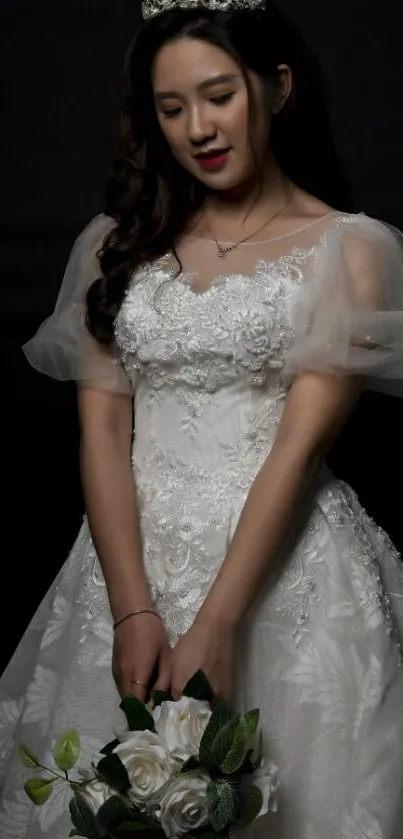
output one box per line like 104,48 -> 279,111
198,371 -> 362,630
169,371 -> 363,699
77,386 -> 153,621
78,386 -> 172,700
170,371 -> 363,699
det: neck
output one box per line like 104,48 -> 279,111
204,153 -> 291,219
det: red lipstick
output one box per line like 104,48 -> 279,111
195,149 -> 230,170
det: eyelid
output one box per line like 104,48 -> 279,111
211,92 -> 233,100
159,87 -> 234,104
161,107 -> 182,118
159,102 -> 180,110
160,90 -> 234,117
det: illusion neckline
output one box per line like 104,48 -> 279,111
182,210 -> 341,247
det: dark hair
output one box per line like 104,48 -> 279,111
87,1 -> 354,344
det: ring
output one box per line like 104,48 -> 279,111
131,679 -> 146,687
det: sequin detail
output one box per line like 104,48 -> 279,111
141,0 -> 265,21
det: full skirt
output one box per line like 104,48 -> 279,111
1,476 -> 403,839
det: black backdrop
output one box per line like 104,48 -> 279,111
2,0 -> 403,675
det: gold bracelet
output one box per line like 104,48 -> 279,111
112,609 -> 161,630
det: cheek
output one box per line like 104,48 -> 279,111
253,94 -> 272,147
158,119 -> 187,158
226,97 -> 250,146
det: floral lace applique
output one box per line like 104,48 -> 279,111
115,260 -> 296,393
75,521 -> 109,619
273,480 -> 402,655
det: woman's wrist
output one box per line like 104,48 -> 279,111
113,608 -> 161,630
109,584 -> 155,622
196,590 -> 242,633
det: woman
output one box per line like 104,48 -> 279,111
1,1 -> 403,836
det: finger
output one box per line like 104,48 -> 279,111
170,675 -> 184,701
112,668 -> 128,701
117,668 -> 148,702
171,686 -> 183,700
116,674 -> 138,701
128,680 -> 148,703
124,652 -> 162,701
133,654 -> 164,702
153,652 -> 172,693
212,688 -> 229,705
213,676 -> 232,704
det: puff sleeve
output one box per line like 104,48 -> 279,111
22,213 -> 133,395
283,214 -> 403,396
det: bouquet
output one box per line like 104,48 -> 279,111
19,671 -> 279,838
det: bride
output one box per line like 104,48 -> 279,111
1,1 -> 403,837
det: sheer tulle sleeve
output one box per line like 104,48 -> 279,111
283,214 -> 403,396
22,214 -> 134,395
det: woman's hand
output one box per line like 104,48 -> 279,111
112,614 -> 172,702
170,616 -> 236,702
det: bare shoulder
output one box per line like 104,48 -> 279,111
291,188 -> 335,220
268,188 -> 337,240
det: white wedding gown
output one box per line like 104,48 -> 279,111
1,211 -> 403,839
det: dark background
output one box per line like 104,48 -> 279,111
1,0 -> 403,675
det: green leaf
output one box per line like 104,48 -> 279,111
96,754 -> 131,794
209,716 -> 239,768
24,777 -> 53,806
207,779 -> 237,832
242,709 -> 260,738
100,738 -> 120,756
119,696 -> 155,732
209,715 -> 250,775
199,701 -> 235,768
69,793 -> 100,839
18,744 -> 41,770
150,689 -> 173,707
238,783 -> 263,827
95,795 -> 135,830
220,720 -> 248,775
53,729 -> 81,772
182,670 -> 214,703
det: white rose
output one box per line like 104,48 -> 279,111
154,769 -> 210,839
153,696 -> 212,761
78,771 -> 114,814
113,730 -> 180,808
252,760 -> 280,818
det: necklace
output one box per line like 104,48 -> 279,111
205,186 -> 295,258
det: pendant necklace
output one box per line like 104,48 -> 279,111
205,186 -> 295,259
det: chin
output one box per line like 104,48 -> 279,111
194,168 -> 249,192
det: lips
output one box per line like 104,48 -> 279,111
194,148 -> 231,170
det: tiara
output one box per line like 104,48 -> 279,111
141,0 -> 266,21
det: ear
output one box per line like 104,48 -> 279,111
272,64 -> 293,114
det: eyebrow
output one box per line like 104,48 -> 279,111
154,73 -> 241,101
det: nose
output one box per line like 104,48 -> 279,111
187,104 -> 217,146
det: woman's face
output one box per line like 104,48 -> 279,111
152,37 -> 278,191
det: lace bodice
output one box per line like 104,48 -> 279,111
22,209 -> 403,398
114,214 -> 346,395
114,252 -> 300,395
